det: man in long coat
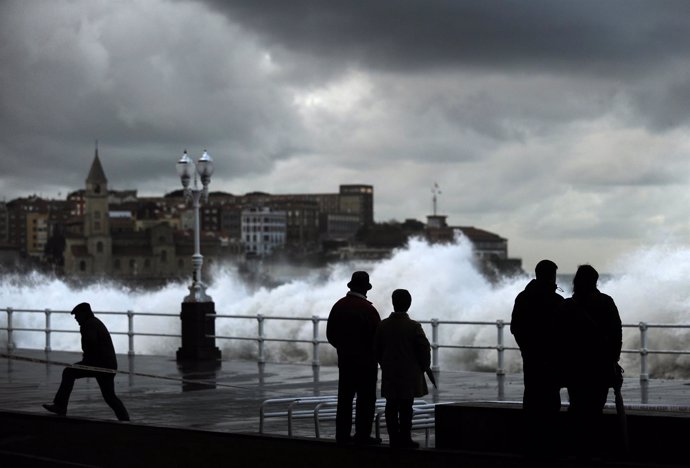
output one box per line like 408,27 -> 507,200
510,259 -> 564,455
43,302 -> 130,421
326,271 -> 381,444
375,289 -> 431,448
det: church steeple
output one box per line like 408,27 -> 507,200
83,142 -> 111,273
86,141 -> 108,187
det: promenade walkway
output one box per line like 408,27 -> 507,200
1,349 -> 690,467
2,349 -> 689,438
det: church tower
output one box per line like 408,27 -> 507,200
84,142 -> 112,274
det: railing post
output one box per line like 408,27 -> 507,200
257,314 -> 266,366
639,321 -> 649,404
496,320 -> 506,401
6,307 -> 14,353
45,309 -> 52,353
311,315 -> 320,371
639,322 -> 649,382
127,310 -> 135,356
496,320 -> 505,377
431,319 -> 440,373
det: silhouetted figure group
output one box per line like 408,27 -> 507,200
327,271 -> 431,448
511,261 -> 622,459
43,302 -> 130,421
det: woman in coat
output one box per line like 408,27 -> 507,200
374,289 -> 431,448
562,264 -> 622,458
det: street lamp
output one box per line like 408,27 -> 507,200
176,149 -> 221,364
177,149 -> 214,302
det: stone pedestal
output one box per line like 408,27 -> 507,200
176,301 -> 221,362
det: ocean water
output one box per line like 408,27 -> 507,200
1,236 -> 689,377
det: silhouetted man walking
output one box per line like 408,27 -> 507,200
511,259 -> 564,455
375,289 -> 431,448
327,271 -> 381,445
43,302 -> 129,421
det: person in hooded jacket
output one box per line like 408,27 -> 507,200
510,259 -> 565,455
375,289 -> 431,448
42,302 -> 129,421
326,271 -> 381,445
562,264 -> 622,458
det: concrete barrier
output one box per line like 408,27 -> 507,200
435,402 -> 690,465
1,409 -> 684,467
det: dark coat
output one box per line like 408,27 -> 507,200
510,279 -> 565,370
562,290 -> 622,387
78,312 -> 118,370
374,311 -> 431,399
327,292 -> 381,367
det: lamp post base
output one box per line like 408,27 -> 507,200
176,301 -> 222,362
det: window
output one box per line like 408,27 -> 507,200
114,259 -> 121,270
97,241 -> 103,253
79,261 -> 86,272
160,250 -> 167,263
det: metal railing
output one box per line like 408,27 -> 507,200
0,307 -> 180,357
2,307 -> 690,383
259,395 -> 439,446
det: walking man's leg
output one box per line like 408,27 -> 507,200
44,367 -> 89,415
97,374 -> 130,421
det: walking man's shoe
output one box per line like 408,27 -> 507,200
42,403 -> 66,416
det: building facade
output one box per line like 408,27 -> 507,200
241,207 -> 287,256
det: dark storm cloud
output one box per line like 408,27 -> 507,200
2,0 -> 690,272
0,0 -> 306,196
202,0 -> 690,74
198,0 -> 690,136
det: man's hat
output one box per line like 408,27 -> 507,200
347,271 -> 372,291
71,302 -> 92,315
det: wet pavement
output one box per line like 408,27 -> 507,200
1,348 -> 690,444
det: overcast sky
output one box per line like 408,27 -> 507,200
2,0 -> 690,273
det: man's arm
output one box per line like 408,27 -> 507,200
415,322 -> 432,371
80,325 -> 99,365
326,306 -> 340,348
